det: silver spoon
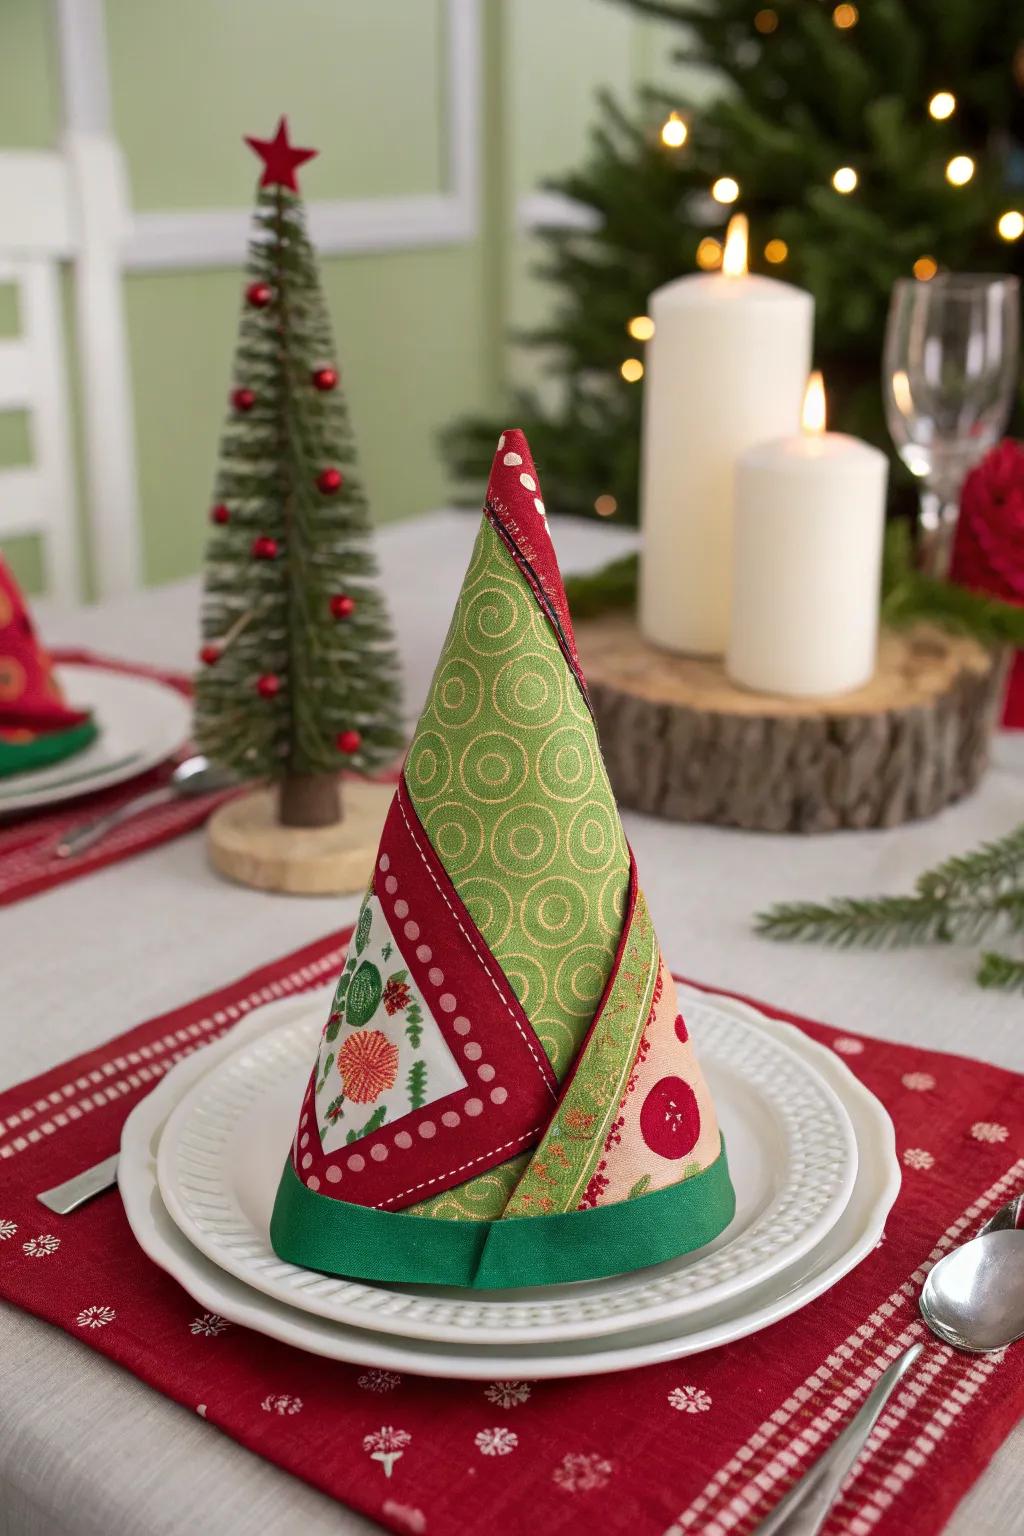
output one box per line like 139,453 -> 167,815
920,1227 -> 1024,1352
54,754 -> 237,859
753,1190 -> 1024,1534
977,1190 -> 1024,1237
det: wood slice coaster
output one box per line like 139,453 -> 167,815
207,779 -> 394,894
575,616 -> 1008,833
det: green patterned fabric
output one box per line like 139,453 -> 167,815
505,892 -> 659,1217
404,517 -> 630,1081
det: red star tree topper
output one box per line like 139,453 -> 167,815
194,120 -> 403,829
244,116 -> 317,192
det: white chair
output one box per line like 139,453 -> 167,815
0,137 -> 140,602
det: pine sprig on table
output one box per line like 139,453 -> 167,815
916,823 -> 1024,901
977,951 -> 1024,993
757,823 -> 1024,991
755,895 -> 955,949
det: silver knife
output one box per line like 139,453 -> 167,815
750,1343 -> 923,1535
37,1154 -> 120,1215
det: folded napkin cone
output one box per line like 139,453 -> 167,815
271,431 -> 734,1287
0,556 -> 96,777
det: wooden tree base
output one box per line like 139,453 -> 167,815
576,617 -> 1008,833
207,779 -> 394,894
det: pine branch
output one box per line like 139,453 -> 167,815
916,824 -> 1024,901
977,951 -> 1024,993
755,894 -> 955,949
563,553 -> 638,618
758,887 -> 1024,950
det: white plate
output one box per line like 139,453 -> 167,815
157,993 -> 858,1346
120,990 -> 898,1378
0,664 -> 191,812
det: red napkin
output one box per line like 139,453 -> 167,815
0,560 -> 97,775
0,929 -> 1021,1536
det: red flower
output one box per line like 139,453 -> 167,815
950,439 -> 1024,728
382,978 -> 411,1016
951,439 -> 1024,604
337,1030 -> 399,1103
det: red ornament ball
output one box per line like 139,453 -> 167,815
199,643 -> 221,666
317,466 -> 343,495
210,503 -> 230,525
246,281 -> 272,308
329,593 -> 356,620
232,387 -> 255,412
336,729 -> 362,755
256,673 -> 281,699
251,535 -> 278,560
312,366 -> 338,392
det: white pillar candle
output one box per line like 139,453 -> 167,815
639,216 -> 813,656
726,373 -> 889,697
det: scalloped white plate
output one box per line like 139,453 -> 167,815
0,665 -> 191,812
119,991 -> 898,1379
155,987 -> 858,1346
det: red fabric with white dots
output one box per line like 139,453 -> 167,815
0,931 -> 1022,1536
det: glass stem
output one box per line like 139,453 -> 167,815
917,488 -> 959,579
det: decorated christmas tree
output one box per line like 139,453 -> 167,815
445,0 -> 1024,524
195,118 -> 402,829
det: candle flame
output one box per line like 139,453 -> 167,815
802,371 -> 827,435
722,213 -> 748,277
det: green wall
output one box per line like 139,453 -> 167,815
0,0 -> 670,597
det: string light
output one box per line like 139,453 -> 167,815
754,8 -> 778,33
998,211 -> 1024,241
832,166 -> 858,194
620,358 -> 644,383
832,4 -> 858,28
913,256 -> 938,281
928,92 -> 956,120
945,154 -> 974,186
711,176 -> 739,203
696,237 -> 722,270
627,315 -> 655,341
764,238 -> 788,264
594,495 -> 618,517
660,112 -> 688,149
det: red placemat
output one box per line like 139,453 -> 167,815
1,932 -> 1022,1536
0,650 -> 235,906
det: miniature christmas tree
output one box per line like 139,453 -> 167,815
195,117 -> 403,828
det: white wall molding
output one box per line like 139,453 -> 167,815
123,0 -> 481,271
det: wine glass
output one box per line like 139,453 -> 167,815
883,274 -> 1020,575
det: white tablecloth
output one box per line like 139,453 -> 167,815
3,512 -> 1022,1535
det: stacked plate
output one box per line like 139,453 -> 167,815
119,984 -> 900,1380
0,664 -> 191,813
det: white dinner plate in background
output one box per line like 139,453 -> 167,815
0,664 -> 191,812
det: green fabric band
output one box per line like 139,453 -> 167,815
270,1137 -> 735,1289
0,718 -> 97,779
